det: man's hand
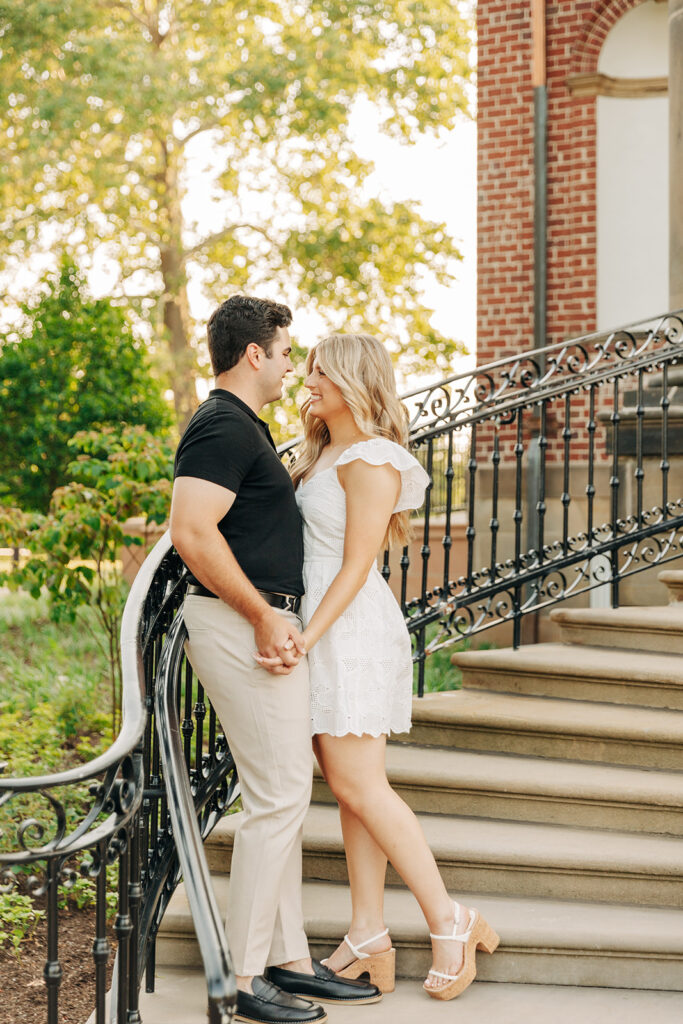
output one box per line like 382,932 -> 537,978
253,609 -> 307,674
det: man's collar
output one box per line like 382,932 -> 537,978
209,387 -> 261,424
208,388 -> 274,445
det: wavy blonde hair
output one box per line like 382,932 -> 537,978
291,333 -> 411,547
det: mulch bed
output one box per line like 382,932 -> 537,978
0,903 -> 116,1024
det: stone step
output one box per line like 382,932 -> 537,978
550,604 -> 683,654
206,805 -> 683,907
156,878 -> 683,991
138,969 -> 683,1024
659,569 -> 683,604
310,744 -> 683,834
450,642 -> 683,709
401,690 -> 683,769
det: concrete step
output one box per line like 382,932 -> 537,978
206,805 -> 683,907
450,642 -> 683,709
139,968 -> 683,1024
311,744 -> 683,834
550,604 -> 683,655
156,878 -> 683,990
401,690 -> 683,769
659,568 -> 683,603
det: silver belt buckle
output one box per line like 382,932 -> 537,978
282,594 -> 295,612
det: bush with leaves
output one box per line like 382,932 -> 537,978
0,257 -> 173,513
0,425 -> 174,733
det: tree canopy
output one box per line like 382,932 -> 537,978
0,258 -> 172,512
0,0 -> 472,428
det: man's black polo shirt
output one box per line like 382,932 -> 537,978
174,389 -> 304,596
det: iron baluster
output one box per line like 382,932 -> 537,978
400,545 -> 410,613
442,429 -> 455,594
489,424 -> 501,585
420,440 -> 434,612
536,401 -> 548,569
93,840 -> 110,1024
610,377 -> 621,607
44,859 -> 62,1024
114,831 -> 132,1024
586,384 -> 596,546
415,626 -> 427,699
561,393 -> 571,555
466,424 -> 478,591
182,660 -> 194,770
127,811 -> 142,1023
380,548 -> 391,584
209,704 -> 217,773
513,409 -> 524,648
661,361 -> 670,518
195,684 -> 206,779
635,368 -> 645,528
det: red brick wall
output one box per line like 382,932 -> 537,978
476,0 -> 645,463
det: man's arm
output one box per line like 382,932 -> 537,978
170,476 -> 304,668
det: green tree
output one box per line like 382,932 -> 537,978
0,1 -> 472,429
0,257 -> 173,512
0,425 -> 174,732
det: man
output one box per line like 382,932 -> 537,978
170,295 -> 380,1024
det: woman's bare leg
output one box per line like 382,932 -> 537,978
312,736 -> 391,969
315,732 -> 467,985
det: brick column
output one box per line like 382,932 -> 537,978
670,0 -> 683,308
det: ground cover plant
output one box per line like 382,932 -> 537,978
414,625 -> 493,692
0,589 -> 114,943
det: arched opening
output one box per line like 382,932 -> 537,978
596,1 -> 669,327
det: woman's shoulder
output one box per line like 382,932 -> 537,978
335,436 -> 418,470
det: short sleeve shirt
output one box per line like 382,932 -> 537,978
174,389 -> 304,596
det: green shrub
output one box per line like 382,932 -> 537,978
0,890 -> 44,953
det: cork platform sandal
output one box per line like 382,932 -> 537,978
322,929 -> 396,993
424,901 -> 500,1001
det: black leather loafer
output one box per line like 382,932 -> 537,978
235,975 -> 327,1024
266,959 -> 382,1004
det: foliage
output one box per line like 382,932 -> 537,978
0,593 -> 110,729
0,425 -> 174,731
0,257 -> 173,513
414,630 -> 494,693
0,890 -> 44,953
0,591 -> 119,948
0,0 -> 473,426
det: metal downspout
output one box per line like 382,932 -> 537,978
525,0 -> 547,643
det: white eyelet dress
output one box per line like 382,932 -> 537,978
295,438 -> 430,737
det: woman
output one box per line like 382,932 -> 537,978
258,333 -> 499,1000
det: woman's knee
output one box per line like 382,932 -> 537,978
326,769 -> 389,814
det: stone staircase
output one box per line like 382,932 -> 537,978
153,568 -> 683,1002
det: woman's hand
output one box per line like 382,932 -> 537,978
253,631 -> 307,674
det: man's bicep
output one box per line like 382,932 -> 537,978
170,476 -> 236,535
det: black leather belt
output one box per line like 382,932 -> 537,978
186,582 -> 302,615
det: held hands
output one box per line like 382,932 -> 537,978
253,610 -> 307,675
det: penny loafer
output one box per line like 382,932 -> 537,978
235,975 -> 327,1024
266,959 -> 382,1004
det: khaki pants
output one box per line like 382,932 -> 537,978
183,595 -> 312,976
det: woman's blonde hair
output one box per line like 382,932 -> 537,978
291,333 -> 411,547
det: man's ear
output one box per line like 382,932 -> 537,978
245,342 -> 262,370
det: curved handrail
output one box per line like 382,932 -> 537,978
0,530 -> 172,797
154,609 -> 237,1024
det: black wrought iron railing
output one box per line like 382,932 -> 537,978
397,310 -> 683,692
2,308 -> 683,1022
0,535 -> 239,1024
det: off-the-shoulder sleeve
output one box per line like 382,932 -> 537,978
335,438 -> 430,513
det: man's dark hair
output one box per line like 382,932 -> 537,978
207,294 -> 293,375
